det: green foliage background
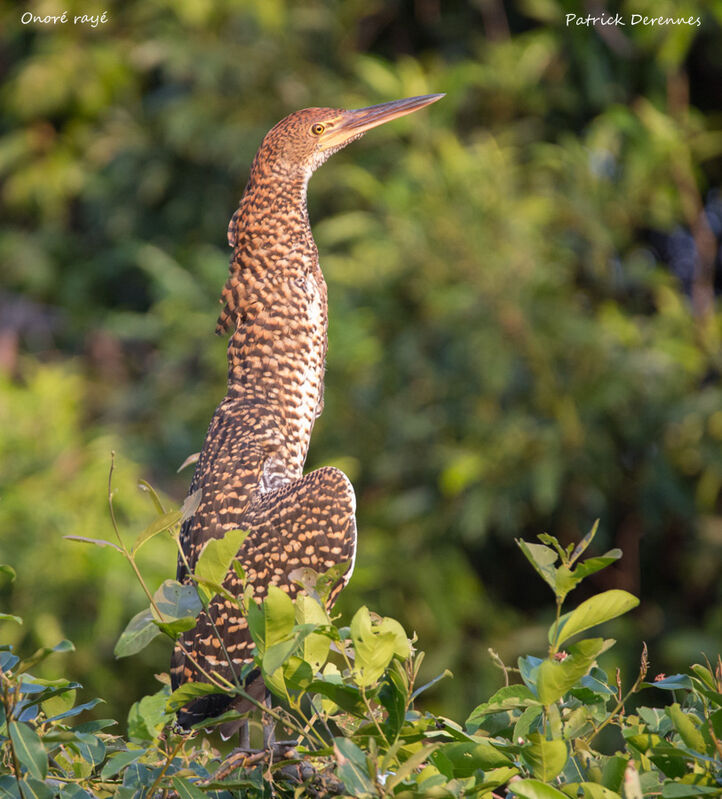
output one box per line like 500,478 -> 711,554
1,0 -> 721,725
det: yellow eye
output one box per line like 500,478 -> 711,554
310,123 -> 325,136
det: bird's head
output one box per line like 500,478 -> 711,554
254,94 -> 444,180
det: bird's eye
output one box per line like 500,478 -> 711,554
310,123 -> 325,136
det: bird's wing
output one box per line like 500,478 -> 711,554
171,465 -> 356,728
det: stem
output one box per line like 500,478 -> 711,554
550,597 -> 563,656
2,677 -> 27,799
107,454 -> 164,619
583,673 -> 645,745
145,737 -> 184,798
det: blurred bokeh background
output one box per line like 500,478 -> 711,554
1,0 -> 721,725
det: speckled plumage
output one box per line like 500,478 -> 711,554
170,95 -> 442,732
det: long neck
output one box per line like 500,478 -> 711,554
221,160 -> 326,381
235,158 -> 312,250
219,159 -> 329,477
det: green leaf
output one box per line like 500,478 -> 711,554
180,488 -> 203,523
411,668 -> 452,701
537,639 -> 606,705
195,529 -> 248,603
516,540 -> 558,592
550,590 -> 639,647
59,785 -> 94,799
309,679 -> 368,717
0,613 -> 22,625
436,741 -> 513,777
571,550 -> 622,581
573,783 -> 623,799
114,608 -> 161,658
8,721 -> 48,780
514,705 -> 544,741
333,737 -> 374,796
384,744 -> 439,790
131,510 -> 182,555
262,626 -> 315,676
519,655 -> 544,692
69,732 -> 105,766
511,778 -> 570,799
282,655 -> 314,693
644,674 -> 694,691
0,565 -> 16,582
138,479 -> 165,514
100,749 -> 147,779
0,775 -> 21,799
350,606 -> 410,687
128,688 -> 173,742
263,585 -> 295,648
661,785 -> 722,798
18,639 -> 74,672
570,520 -> 600,563
467,684 -> 539,727
521,733 -> 568,780
41,687 -> 76,720
45,698 -> 103,723
172,776 -> 208,799
63,536 -> 122,552
666,703 -> 706,753
690,665 -> 716,691
152,580 -> 203,622
18,779 -> 53,799
295,594 -> 331,671
192,577 -> 236,604
153,617 -> 198,638
379,667 -> 407,740
166,681 -> 228,712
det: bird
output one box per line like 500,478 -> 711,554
170,93 -> 443,738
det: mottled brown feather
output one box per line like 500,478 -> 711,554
170,97 -> 440,731
171,108 -> 357,729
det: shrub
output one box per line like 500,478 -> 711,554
1,482 -> 720,797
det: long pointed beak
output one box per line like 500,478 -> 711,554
319,93 -> 444,151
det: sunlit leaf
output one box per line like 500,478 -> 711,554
550,590 -> 639,647
100,749 -> 148,779
521,733 -> 568,780
537,639 -> 607,705
350,606 -> 409,687
666,703 -> 706,753
195,529 -> 248,603
516,540 -> 558,592
263,585 -> 295,648
510,778 -> 570,799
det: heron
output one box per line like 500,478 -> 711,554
170,93 -> 443,742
